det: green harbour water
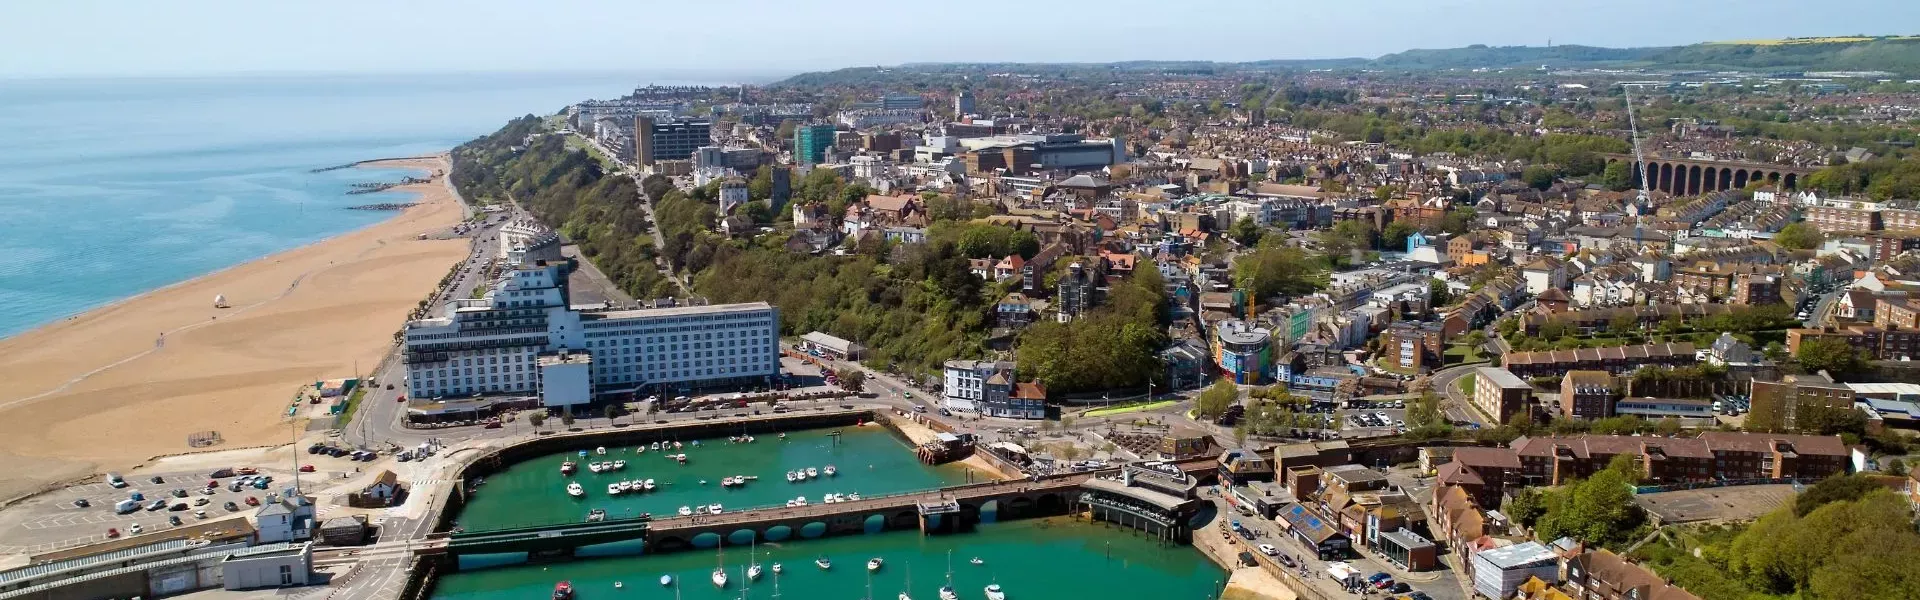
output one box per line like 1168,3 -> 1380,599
435,426 -> 1227,600
455,427 -> 976,530
432,518 -> 1226,600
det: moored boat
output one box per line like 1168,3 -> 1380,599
824,465 -> 837,477
805,467 -> 819,478
815,556 -> 832,570
678,505 -> 693,516
984,583 -> 1005,600
561,461 -> 577,476
612,460 -> 626,470
867,557 -> 884,572
644,479 -> 657,491
566,482 -> 584,498
659,574 -> 672,586
553,581 -> 573,600
586,508 -> 606,522
708,503 -> 723,514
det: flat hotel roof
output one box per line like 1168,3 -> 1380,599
582,302 -> 773,321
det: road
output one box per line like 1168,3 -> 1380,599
570,130 -> 686,296
1430,363 -> 1487,426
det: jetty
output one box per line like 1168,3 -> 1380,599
345,176 -> 432,195
347,202 -> 418,211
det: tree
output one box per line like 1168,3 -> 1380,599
1794,474 -> 1882,516
528,412 -> 547,433
1608,313 -> 1638,337
1522,165 -> 1557,191
1194,380 -> 1239,420
1429,279 -> 1455,307
1796,337 -> 1868,378
559,412 -> 576,429
1534,457 -> 1646,548
1600,160 -> 1634,191
1655,416 -> 1682,436
1506,488 -> 1547,529
1441,207 -> 1478,235
1229,216 -> 1264,247
749,165 -> 775,201
835,368 -> 866,392
1381,220 -> 1419,252
604,403 -> 626,425
1233,244 -> 1325,300
1773,222 -> 1825,250
1316,220 -> 1373,262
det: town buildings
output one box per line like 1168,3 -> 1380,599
402,259 -> 780,404
1748,372 -> 1857,432
1559,371 -> 1618,419
1473,367 -> 1534,423
793,124 -> 836,165
942,360 -> 1015,413
1436,432 -> 1849,505
634,116 -> 712,165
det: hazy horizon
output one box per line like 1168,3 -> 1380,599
3,0 -> 1915,79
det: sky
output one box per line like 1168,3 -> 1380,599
3,0 -> 1916,79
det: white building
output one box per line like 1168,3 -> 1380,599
403,259 -> 780,404
943,360 -> 1014,411
253,496 -> 315,544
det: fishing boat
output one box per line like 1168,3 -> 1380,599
606,483 -> 622,495
708,503 -> 723,514
553,581 -> 573,600
806,467 -> 819,478
824,465 -> 837,477
588,462 -> 604,474
867,558 -> 883,572
678,505 -> 693,516
612,460 -> 626,470
586,508 -> 606,522
659,574 -> 673,586
566,482 -> 585,498
815,556 -> 832,570
561,461 -> 577,476
983,583 -> 1005,600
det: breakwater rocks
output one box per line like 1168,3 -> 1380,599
346,176 -> 432,195
347,202 -> 418,211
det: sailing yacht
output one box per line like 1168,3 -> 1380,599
898,564 -> 914,600
939,551 -> 959,600
747,539 -> 763,581
712,547 -> 729,588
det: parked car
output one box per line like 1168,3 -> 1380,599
150,476 -> 166,484
129,524 -> 143,535
194,497 -> 209,506
170,488 -> 187,498
235,467 -> 257,475
107,474 -> 127,488
1237,551 -> 1258,567
73,498 -> 90,508
300,465 -> 316,473
106,528 -> 121,538
146,499 -> 168,511
168,515 -> 182,526
1390,582 -> 1412,594
223,501 -> 239,511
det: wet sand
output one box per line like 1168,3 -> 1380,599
0,156 -> 469,504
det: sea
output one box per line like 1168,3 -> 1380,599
0,72 -> 694,339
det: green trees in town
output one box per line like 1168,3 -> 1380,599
1233,242 -> 1327,300
1193,379 -> 1240,420
1795,337 -> 1869,378
1532,455 -> 1646,548
1772,222 -> 1825,250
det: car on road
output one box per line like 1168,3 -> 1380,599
300,465 -> 316,472
129,524 -> 143,535
1258,544 -> 1278,556
1389,582 -> 1411,594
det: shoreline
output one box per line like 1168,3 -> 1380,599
0,154 -> 471,505
0,157 -> 456,347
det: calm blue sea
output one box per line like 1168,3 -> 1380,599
0,72 -> 695,339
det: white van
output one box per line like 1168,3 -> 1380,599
114,499 -> 141,514
107,473 -> 127,488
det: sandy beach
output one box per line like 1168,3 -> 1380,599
0,156 -> 469,504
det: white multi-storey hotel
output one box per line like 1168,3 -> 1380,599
402,259 -> 779,407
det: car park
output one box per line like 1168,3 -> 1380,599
129,524 -> 143,535
146,499 -> 167,511
170,488 -> 187,498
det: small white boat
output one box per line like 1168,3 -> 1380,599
984,584 -> 1005,600
586,508 -> 606,522
779,433 -> 787,439
772,563 -> 783,574
786,471 -> 799,482
824,465 -> 837,477
588,462 -> 604,474
650,441 -> 662,451
708,503 -> 723,514
867,558 -> 884,572
674,441 -> 684,449
816,556 -> 832,570
711,568 -> 727,588
644,479 -> 657,491
940,586 -> 957,600
806,467 -> 819,478
675,454 -> 688,464
612,460 -> 626,470
794,496 -> 808,506
823,495 -> 837,504
595,446 -> 607,455
678,505 -> 693,516
695,505 -> 710,515
566,482 -> 584,498
748,564 -> 763,581
745,435 -> 755,443
561,461 -> 577,475
659,575 -> 672,586
606,483 -> 621,495
969,557 -> 983,566
849,492 -> 862,501
613,581 -> 622,589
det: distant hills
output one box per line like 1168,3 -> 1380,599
780,36 -> 1920,85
